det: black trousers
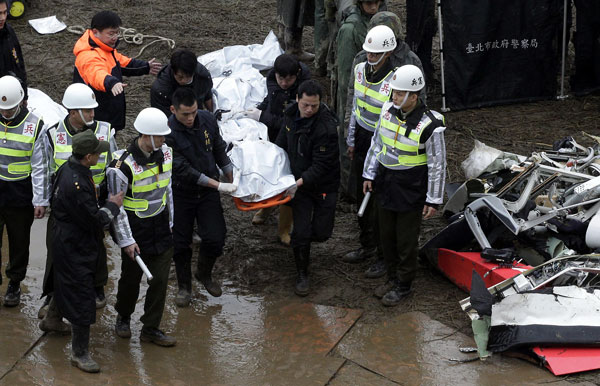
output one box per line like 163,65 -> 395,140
115,247 -> 172,329
0,205 -> 34,284
377,206 -> 422,283
353,125 -> 379,252
572,0 -> 600,91
406,0 -> 437,79
172,190 -> 226,286
290,190 -> 337,249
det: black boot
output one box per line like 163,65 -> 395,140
71,324 -> 100,373
293,246 -> 310,297
194,255 -> 222,297
4,280 -> 21,307
39,296 -> 70,334
284,27 -> 314,62
174,253 -> 193,305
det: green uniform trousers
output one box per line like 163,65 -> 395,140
115,247 -> 172,329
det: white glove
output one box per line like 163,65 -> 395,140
217,182 -> 237,194
285,184 -> 298,199
242,108 -> 261,121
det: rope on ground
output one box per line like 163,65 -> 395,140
67,25 -> 175,58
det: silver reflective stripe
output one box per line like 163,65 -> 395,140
0,112 -> 41,181
353,62 -> 394,131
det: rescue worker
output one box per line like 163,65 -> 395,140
0,0 -> 27,99
33,83 -> 117,321
363,65 -> 446,306
335,0 -> 384,200
150,48 -> 214,116
51,130 -> 123,372
314,0 -> 329,76
343,25 -> 396,279
277,0 -> 316,62
0,75 -> 42,306
243,54 -> 310,245
166,88 -> 236,307
108,107 -> 176,347
275,80 -> 340,296
73,10 -> 161,133
405,0 -> 437,87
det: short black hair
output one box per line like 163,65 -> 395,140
72,152 -> 85,160
170,49 -> 198,76
172,87 -> 197,109
274,54 -> 300,78
91,11 -> 122,31
0,0 -> 8,7
297,80 -> 322,100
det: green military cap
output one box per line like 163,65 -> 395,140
72,129 -> 109,155
369,11 -> 402,40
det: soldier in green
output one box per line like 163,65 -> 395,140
277,0 -> 316,62
334,0 -> 384,200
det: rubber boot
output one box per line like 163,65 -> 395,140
194,255 -> 222,297
293,246 -> 310,297
38,294 -> 52,319
71,324 -> 100,373
174,255 -> 192,306
39,297 -> 71,335
252,207 -> 274,225
277,205 -> 293,246
285,27 -> 315,62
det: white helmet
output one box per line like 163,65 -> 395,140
0,76 -> 25,110
62,83 -> 98,109
134,107 -> 171,135
389,65 -> 425,92
362,25 -> 396,53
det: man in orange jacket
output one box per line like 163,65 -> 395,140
73,10 -> 161,133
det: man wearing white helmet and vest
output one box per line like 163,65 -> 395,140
33,83 -> 117,325
107,107 -> 176,347
363,64 -> 446,307
0,75 -> 43,307
343,25 -> 395,278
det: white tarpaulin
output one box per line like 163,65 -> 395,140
229,140 -> 296,202
28,16 -> 67,34
27,88 -> 67,127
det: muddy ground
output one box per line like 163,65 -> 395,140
10,0 -> 600,382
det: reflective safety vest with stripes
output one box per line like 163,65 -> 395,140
375,102 -> 439,169
115,145 -> 173,218
52,121 -> 111,184
0,112 -> 42,181
353,62 -> 394,131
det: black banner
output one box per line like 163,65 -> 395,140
441,0 -> 563,110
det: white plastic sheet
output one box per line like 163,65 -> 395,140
28,16 -> 66,34
219,118 -> 267,145
27,88 -> 67,127
229,140 -> 296,202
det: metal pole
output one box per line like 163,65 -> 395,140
437,0 -> 450,112
558,0 -> 568,100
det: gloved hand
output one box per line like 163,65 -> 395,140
217,182 -> 237,194
285,184 -> 298,199
242,108 -> 261,121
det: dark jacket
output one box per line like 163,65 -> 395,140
73,30 -> 150,131
150,63 -> 213,116
275,102 -> 340,194
52,157 -> 119,326
258,62 -> 311,141
108,141 -> 173,255
0,23 -> 27,98
165,111 -> 231,197
0,108 -> 43,207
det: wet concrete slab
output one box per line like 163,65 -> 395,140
329,361 -> 397,386
335,311 -> 562,386
0,220 -> 359,384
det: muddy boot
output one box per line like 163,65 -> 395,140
284,27 -> 314,62
365,257 -> 387,279
39,297 -> 71,335
381,280 -> 413,307
140,326 -> 177,347
4,280 -> 21,307
94,286 -> 106,309
293,246 -> 310,297
373,280 -> 395,299
38,295 -> 52,319
71,324 -> 100,373
175,286 -> 191,308
194,255 -> 222,297
277,205 -> 293,246
252,207 -> 273,225
114,314 -> 131,339
342,247 -> 376,264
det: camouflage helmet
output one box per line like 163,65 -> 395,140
368,11 -> 402,40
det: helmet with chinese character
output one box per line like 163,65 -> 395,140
389,65 -> 425,92
368,11 -> 402,41
62,83 -> 99,109
362,25 -> 396,53
134,107 -> 171,136
0,75 -> 24,110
